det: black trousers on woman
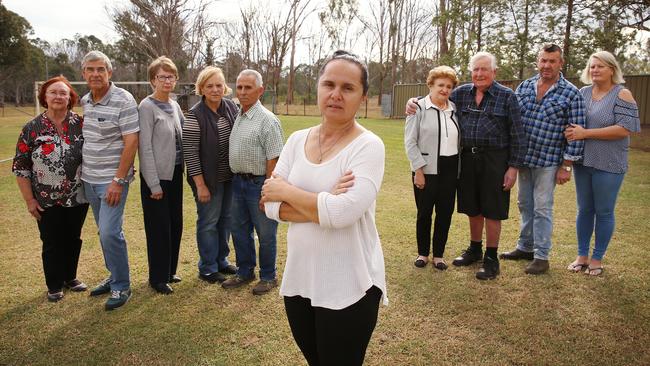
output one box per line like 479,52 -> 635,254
284,286 -> 382,366
413,154 -> 458,258
37,204 -> 89,292
140,165 -> 184,285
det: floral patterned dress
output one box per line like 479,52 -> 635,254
12,112 -> 86,208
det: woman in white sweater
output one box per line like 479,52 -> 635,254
262,50 -> 386,366
138,56 -> 184,294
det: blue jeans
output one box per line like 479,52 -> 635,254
231,175 -> 278,281
574,165 -> 625,260
516,166 -> 557,260
195,181 -> 233,274
83,181 -> 131,291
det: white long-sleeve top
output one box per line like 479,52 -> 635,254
265,128 -> 388,310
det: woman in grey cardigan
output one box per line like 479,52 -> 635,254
138,56 -> 184,294
404,66 -> 460,270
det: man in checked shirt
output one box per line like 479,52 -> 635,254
499,44 -> 585,275
406,51 -> 527,280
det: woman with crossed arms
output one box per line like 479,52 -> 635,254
262,50 -> 387,366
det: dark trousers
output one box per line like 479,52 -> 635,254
413,155 -> 458,257
140,165 -> 184,284
284,286 -> 382,366
36,204 -> 89,292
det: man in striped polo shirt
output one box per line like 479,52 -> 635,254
222,69 -> 284,295
80,51 -> 139,310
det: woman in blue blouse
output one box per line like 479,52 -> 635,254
565,51 -> 641,276
13,76 -> 88,302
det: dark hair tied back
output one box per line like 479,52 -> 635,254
319,50 -> 369,96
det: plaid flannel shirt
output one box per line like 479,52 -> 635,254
516,74 -> 585,167
451,82 -> 528,168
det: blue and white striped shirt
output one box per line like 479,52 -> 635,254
81,83 -> 140,184
516,74 -> 585,168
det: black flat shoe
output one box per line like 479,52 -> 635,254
414,258 -> 427,268
433,261 -> 448,271
151,283 -> 173,295
169,274 -> 182,283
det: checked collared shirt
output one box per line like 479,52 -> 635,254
516,73 -> 585,167
451,81 -> 528,167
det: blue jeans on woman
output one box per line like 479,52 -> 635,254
195,181 -> 233,275
573,164 -> 625,261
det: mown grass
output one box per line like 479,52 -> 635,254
0,108 -> 649,365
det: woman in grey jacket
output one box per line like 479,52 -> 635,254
404,66 -> 460,270
138,56 -> 184,294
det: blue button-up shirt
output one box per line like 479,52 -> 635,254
515,73 -> 585,167
451,82 -> 527,168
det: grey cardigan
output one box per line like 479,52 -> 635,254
404,97 -> 460,175
138,96 -> 183,193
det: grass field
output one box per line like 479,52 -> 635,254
0,107 -> 649,365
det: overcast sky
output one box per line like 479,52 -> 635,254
3,0 -> 242,44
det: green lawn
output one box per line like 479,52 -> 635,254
1,108 -> 649,365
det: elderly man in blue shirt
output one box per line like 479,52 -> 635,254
499,44 -> 585,274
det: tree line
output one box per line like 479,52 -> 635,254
1,0 -> 648,106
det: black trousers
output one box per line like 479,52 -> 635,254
284,286 -> 382,366
36,204 -> 89,292
140,165 -> 184,284
413,155 -> 458,257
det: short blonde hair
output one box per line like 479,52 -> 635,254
195,66 -> 232,96
148,56 -> 178,84
580,51 -> 625,85
426,66 -> 459,87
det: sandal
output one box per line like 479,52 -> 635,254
585,266 -> 604,276
567,261 -> 589,273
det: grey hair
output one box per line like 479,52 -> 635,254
469,52 -> 497,71
237,69 -> 263,87
82,50 -> 113,72
580,50 -> 625,85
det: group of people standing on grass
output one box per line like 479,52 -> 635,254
405,44 -> 641,281
13,50 -> 285,310
13,49 -> 387,365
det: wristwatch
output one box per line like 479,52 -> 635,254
113,177 -> 127,186
561,165 -> 572,172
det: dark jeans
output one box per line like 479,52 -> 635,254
284,286 -> 382,366
413,155 -> 458,257
140,165 -> 183,284
37,204 -> 89,292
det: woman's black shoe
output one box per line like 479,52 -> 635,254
152,283 -> 174,294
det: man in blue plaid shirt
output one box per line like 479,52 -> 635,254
499,44 -> 585,274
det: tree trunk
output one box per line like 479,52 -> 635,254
518,0 -> 530,80
477,0 -> 483,51
286,6 -> 297,105
439,0 -> 448,56
562,0 -> 574,75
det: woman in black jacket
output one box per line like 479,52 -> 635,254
182,66 -> 239,284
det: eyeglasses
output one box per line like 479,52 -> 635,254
46,91 -> 70,98
85,66 -> 108,74
156,75 -> 178,82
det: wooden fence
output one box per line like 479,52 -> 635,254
391,75 -> 650,125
